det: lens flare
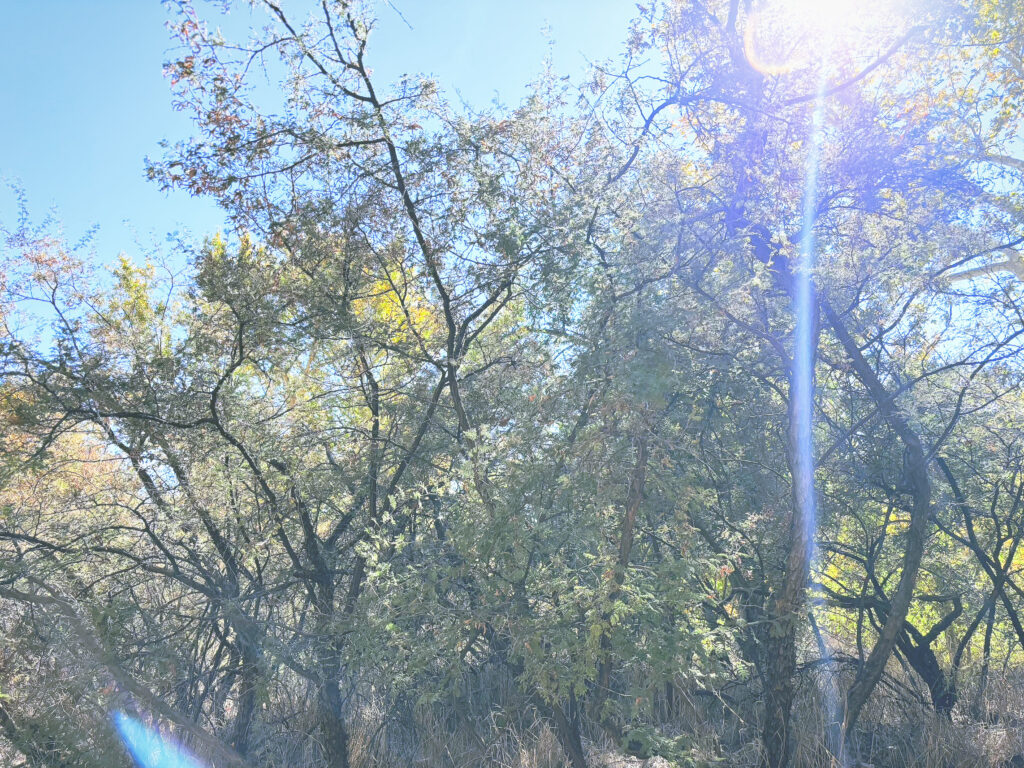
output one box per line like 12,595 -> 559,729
744,0 -> 896,75
113,712 -> 206,768
797,71 -> 848,768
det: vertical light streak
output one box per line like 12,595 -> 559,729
113,712 -> 206,768
797,73 -> 846,766
795,86 -> 824,567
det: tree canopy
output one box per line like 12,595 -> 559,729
3,2 -> 1024,767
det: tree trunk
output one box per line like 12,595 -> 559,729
318,675 -> 351,768
485,622 -> 590,768
899,634 -> 956,716
761,238 -> 821,768
231,646 -> 261,756
822,299 -> 933,748
971,602 -> 997,721
595,433 -> 649,737
761,363 -> 818,768
542,698 -> 589,768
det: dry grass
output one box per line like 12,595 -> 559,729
334,665 -> 1024,768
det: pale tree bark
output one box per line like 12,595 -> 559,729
762,319 -> 820,768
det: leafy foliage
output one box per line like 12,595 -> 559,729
3,1 -> 1024,767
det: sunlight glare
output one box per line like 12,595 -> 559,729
113,712 -> 207,768
744,0 -> 893,74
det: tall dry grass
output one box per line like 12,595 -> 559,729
330,659 -> 1024,768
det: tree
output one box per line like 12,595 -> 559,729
3,2 -> 1024,767
609,0 -> 1024,762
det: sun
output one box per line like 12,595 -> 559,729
743,0 -> 904,75
778,0 -> 866,33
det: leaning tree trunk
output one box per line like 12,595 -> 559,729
899,634 -> 957,716
539,697 -> 589,768
822,299 -> 933,753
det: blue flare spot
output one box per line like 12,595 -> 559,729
112,712 -> 206,768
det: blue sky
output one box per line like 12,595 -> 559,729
0,1 -> 636,264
